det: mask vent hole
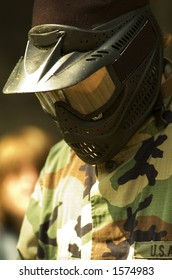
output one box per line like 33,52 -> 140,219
112,15 -> 145,51
124,49 -> 160,129
86,14 -> 145,62
70,142 -> 108,163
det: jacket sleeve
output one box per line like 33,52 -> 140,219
17,178 -> 43,260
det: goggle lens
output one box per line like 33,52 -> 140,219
36,67 -> 116,119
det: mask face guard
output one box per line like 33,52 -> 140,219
3,5 -> 164,164
55,46 -> 163,164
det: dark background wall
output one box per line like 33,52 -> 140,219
0,0 -> 171,140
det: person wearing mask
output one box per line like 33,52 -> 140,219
3,0 -> 172,260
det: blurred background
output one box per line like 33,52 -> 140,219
0,0 -> 172,139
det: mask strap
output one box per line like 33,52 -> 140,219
154,67 -> 172,127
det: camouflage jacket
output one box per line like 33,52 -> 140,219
17,74 -> 172,260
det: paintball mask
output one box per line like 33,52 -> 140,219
3,5 -> 164,164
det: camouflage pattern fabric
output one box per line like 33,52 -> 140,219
17,74 -> 172,260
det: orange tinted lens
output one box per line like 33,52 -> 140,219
63,67 -> 116,115
36,67 -> 116,118
36,90 -> 66,118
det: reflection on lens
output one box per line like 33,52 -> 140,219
35,67 -> 116,118
63,67 -> 116,114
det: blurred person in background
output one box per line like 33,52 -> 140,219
0,126 -> 55,259
2,0 -> 172,260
